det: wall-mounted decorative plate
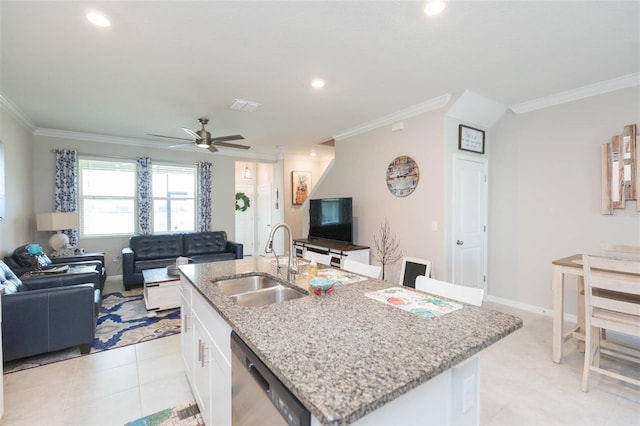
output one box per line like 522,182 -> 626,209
386,156 -> 419,197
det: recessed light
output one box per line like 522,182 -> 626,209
424,1 -> 446,16
310,151 -> 317,157
311,79 -> 325,89
86,11 -> 111,27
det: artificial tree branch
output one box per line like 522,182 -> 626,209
373,218 -> 403,280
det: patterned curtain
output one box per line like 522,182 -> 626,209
54,149 -> 78,246
198,161 -> 213,232
136,157 -> 153,235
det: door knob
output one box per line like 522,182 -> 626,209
456,240 -> 464,245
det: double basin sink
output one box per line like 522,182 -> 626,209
214,274 -> 307,307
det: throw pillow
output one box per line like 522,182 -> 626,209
36,253 -> 52,267
0,278 -> 21,294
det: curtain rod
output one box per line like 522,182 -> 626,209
51,150 -> 206,166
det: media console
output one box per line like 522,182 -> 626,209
293,238 -> 370,268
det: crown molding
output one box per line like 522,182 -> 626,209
333,93 -> 452,142
510,72 -> 640,114
0,93 -> 35,131
33,128 -> 279,161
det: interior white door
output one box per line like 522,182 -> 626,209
452,155 -> 488,292
257,184 -> 275,255
235,185 -> 255,255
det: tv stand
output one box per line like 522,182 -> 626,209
293,239 -> 370,268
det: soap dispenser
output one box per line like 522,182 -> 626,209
308,260 -> 318,281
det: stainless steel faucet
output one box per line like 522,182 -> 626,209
264,223 -> 298,283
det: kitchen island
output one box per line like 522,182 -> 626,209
179,258 -> 522,426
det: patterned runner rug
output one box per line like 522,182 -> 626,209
125,401 -> 203,426
3,287 -> 181,374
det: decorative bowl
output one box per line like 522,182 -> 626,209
167,265 -> 180,276
310,277 -> 335,295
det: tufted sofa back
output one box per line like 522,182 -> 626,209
129,234 -> 183,261
183,231 -> 228,256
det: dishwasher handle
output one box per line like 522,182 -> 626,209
247,360 -> 270,395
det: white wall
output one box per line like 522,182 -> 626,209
488,87 -> 640,314
32,135 -> 242,277
313,108 -> 446,282
0,109 -> 33,256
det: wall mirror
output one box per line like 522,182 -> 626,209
602,124 -> 639,214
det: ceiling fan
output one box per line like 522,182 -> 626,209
148,118 -> 250,152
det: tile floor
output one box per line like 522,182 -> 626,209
2,300 -> 639,425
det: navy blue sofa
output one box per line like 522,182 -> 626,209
122,231 -> 243,290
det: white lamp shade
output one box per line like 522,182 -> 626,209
36,212 -> 78,231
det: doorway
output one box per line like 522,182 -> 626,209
235,162 -> 278,256
451,155 -> 488,293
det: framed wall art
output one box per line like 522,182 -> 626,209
292,171 -> 311,205
458,125 -> 485,154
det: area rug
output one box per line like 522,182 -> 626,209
125,401 -> 203,426
3,288 -> 181,374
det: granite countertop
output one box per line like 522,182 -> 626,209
179,258 -> 522,426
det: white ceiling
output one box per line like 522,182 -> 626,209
1,1 -> 638,158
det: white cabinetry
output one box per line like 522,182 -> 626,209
293,239 -> 370,268
179,278 -> 193,384
181,277 -> 231,426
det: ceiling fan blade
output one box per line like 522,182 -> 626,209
181,127 -> 201,140
168,143 -> 192,148
210,134 -> 244,143
147,133 -> 193,142
207,145 -> 219,153
212,141 -> 251,150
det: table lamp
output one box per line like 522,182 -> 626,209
36,212 -> 79,256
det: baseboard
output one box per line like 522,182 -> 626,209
107,274 -> 123,281
485,294 -> 577,323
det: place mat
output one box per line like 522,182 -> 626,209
317,268 -> 367,285
365,286 -> 462,318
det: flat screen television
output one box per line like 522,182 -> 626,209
308,197 -> 353,244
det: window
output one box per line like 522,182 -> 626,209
78,158 -> 197,236
79,158 -> 136,236
152,163 -> 196,233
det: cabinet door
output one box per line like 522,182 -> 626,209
209,347 -> 232,426
193,316 -> 213,426
192,310 -> 232,426
180,292 -> 193,380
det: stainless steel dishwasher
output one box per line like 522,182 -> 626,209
231,331 -> 310,426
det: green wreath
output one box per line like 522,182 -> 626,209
235,192 -> 251,212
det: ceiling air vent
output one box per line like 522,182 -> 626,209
230,98 -> 261,112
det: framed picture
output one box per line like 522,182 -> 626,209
458,125 -> 485,154
292,171 -> 311,205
